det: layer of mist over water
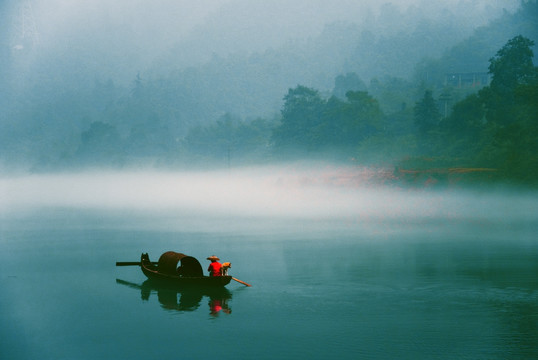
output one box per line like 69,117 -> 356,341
3,166 -> 536,231
1,166 -> 537,359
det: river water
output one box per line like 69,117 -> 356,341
1,169 -> 537,359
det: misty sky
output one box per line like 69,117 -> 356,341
5,0 -> 519,84
27,0 -> 222,50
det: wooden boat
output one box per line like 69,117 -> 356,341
139,251 -> 232,287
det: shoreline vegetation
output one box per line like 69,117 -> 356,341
394,166 -> 498,188
275,163 -> 503,189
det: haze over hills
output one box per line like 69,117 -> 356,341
4,1 -> 519,87
158,0 -> 520,74
0,0 -> 535,176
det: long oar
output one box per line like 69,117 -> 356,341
116,261 -> 157,266
232,277 -> 252,287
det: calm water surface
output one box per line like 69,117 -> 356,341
1,173 -> 537,359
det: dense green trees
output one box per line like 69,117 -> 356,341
479,36 -> 538,181
270,87 -> 384,157
481,35 -> 535,126
414,90 -> 441,136
429,34 -> 538,183
272,86 -> 326,152
264,34 -> 537,183
439,93 -> 485,158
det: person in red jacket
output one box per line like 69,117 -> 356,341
207,255 -> 222,277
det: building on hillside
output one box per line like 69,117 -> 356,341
445,72 -> 490,88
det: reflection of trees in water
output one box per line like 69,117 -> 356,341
116,279 -> 232,315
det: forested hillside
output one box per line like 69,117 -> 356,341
0,1 -> 536,186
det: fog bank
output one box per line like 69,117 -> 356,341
2,168 -> 537,227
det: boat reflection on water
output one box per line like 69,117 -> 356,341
116,279 -> 232,316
